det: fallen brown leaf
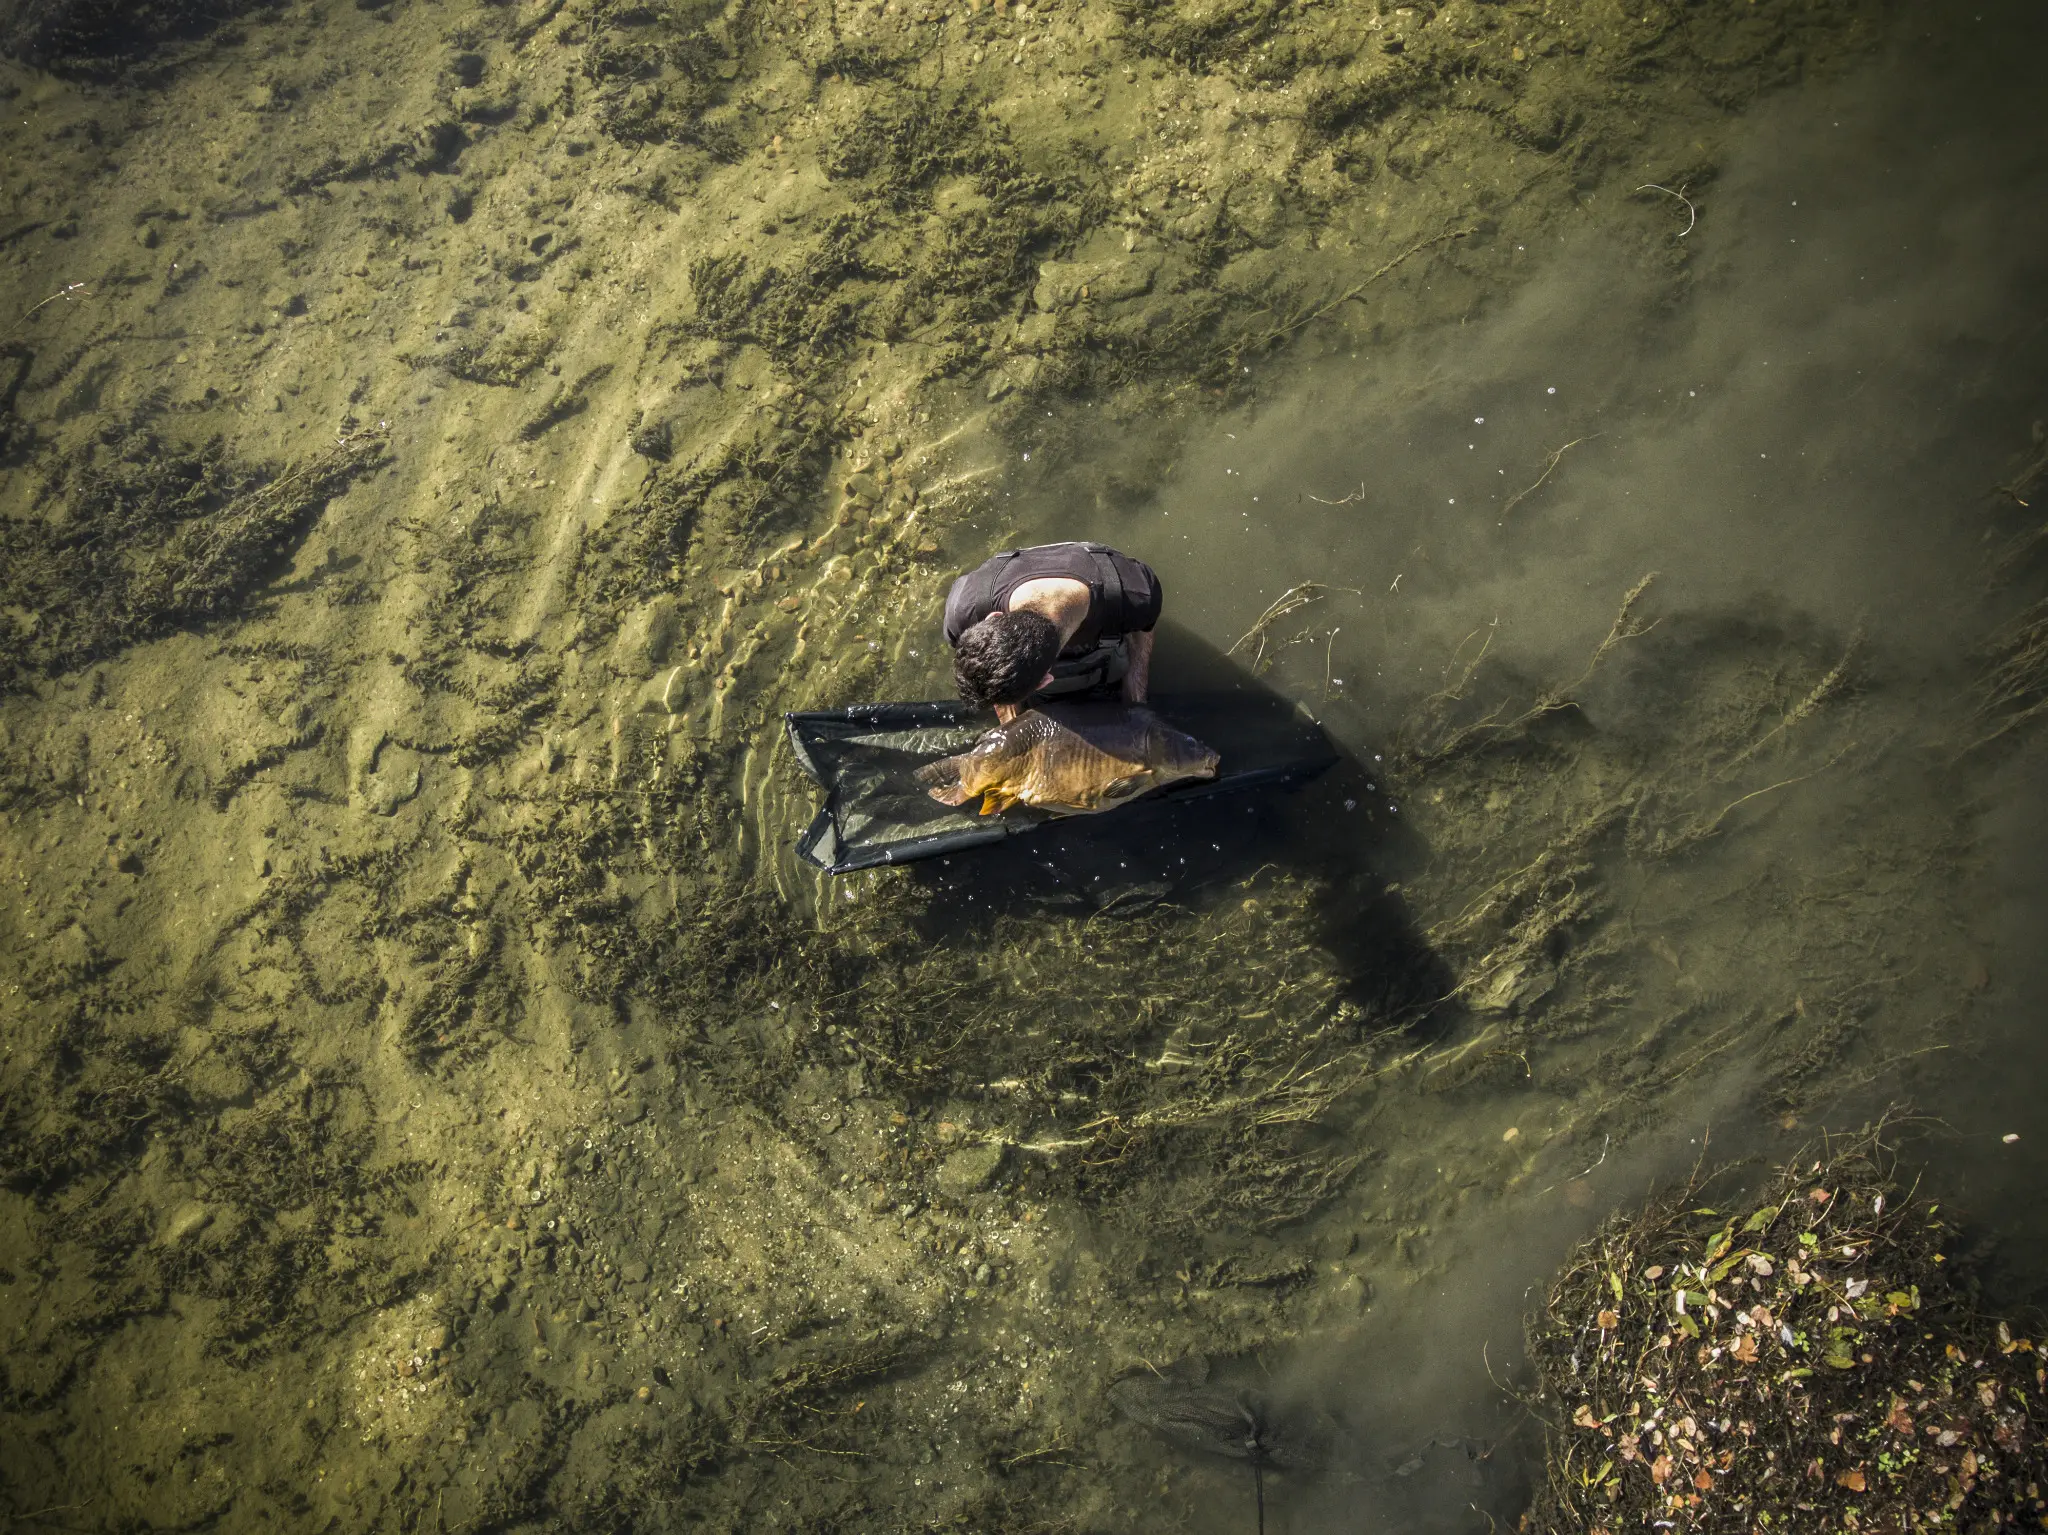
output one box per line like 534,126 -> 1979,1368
1651,1453 -> 1675,1486
1834,1467 -> 1866,1492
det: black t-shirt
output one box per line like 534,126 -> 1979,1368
943,543 -> 1162,654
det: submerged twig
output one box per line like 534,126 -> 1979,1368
1004,1436 -> 1080,1468
1307,482 -> 1367,506
1501,435 -> 1601,519
1231,225 -> 1478,361
1963,596 -> 2048,754
1227,582 -> 1359,671
1991,442 -> 2047,508
1633,182 -> 1697,236
3,282 -> 90,341
1428,622 -> 1499,710
1362,224 -> 1482,288
1558,572 -> 1660,695
1642,741 -> 1855,858
1538,1139 -> 1611,1198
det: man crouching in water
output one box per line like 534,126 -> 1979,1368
944,542 -> 1161,722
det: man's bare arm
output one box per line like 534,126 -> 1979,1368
1122,629 -> 1154,704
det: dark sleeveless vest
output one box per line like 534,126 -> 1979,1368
942,542 -> 1162,653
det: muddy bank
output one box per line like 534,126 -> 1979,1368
5,0 -> 2048,1530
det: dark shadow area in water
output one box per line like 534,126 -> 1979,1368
908,620 -> 1456,1032
1107,1348 -> 1527,1535
1839,742 -> 2048,1318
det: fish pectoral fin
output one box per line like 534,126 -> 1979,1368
918,756 -> 972,805
1102,770 -> 1154,799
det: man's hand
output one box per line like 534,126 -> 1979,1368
1122,629 -> 1154,704
993,669 -> 1053,723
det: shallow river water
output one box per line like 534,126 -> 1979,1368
901,20 -> 2048,1526
2,0 -> 2046,1530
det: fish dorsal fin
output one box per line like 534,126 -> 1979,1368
1166,1353 -> 1210,1386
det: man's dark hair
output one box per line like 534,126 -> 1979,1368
953,611 -> 1061,708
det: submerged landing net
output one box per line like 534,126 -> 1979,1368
785,693 -> 1338,874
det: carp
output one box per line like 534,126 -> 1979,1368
915,704 -> 1220,816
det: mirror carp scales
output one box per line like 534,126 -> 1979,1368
914,704 -> 1220,816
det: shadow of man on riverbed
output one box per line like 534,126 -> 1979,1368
905,619 -> 1454,1029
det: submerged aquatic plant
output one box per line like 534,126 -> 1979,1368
0,423 -> 385,692
1969,596 -> 2048,753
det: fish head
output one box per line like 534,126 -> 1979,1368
1092,728 -> 1218,810
1146,724 -> 1221,784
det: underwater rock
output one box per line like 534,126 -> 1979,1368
1033,255 -> 1158,311
159,1202 -> 214,1246
360,755 -> 421,816
613,597 -> 682,672
628,416 -> 673,460
936,1143 -> 1005,1198
1013,311 -> 1059,350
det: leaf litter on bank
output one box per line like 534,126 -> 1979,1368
1527,1125 -> 2048,1534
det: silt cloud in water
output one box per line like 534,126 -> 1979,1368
1073,9 -> 2048,1532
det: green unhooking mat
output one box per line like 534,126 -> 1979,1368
784,693 -> 1340,874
